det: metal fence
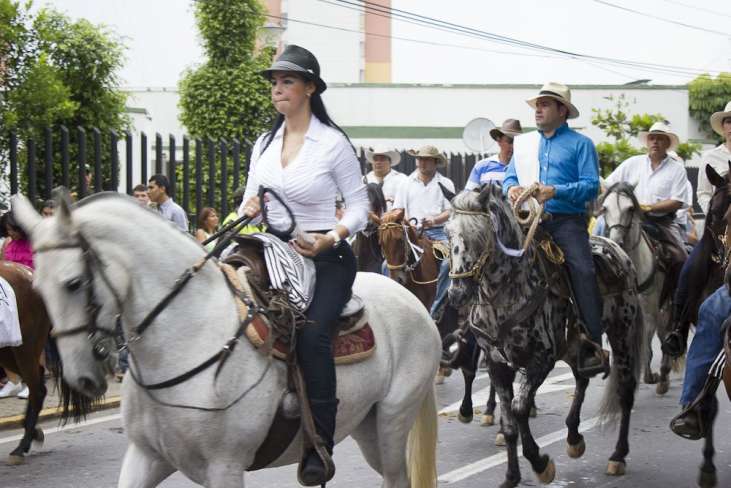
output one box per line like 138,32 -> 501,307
3,128 -> 485,225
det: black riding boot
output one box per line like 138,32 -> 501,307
300,398 -> 338,487
663,301 -> 689,358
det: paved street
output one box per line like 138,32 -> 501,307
0,350 -> 729,488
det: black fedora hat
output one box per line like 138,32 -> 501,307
261,44 -> 327,94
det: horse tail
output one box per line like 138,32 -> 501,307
672,354 -> 685,373
48,339 -> 103,425
407,385 -> 438,488
599,300 -> 646,427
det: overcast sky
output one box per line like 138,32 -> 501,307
39,0 -> 731,87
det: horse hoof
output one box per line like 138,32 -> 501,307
435,373 -> 445,385
495,432 -> 506,447
458,412 -> 473,424
529,406 -> 538,418
7,455 -> 24,466
656,381 -> 669,396
536,459 -> 556,484
698,469 -> 717,488
33,428 -> 44,445
481,414 -> 495,426
606,460 -> 626,476
644,372 -> 659,385
566,438 -> 586,459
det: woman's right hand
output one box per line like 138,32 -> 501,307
242,196 -> 261,217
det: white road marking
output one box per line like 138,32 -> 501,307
439,371 -> 576,415
473,360 -> 571,382
438,416 -> 600,484
0,413 -> 122,445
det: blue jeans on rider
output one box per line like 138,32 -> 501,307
423,227 -> 450,317
541,214 -> 604,345
680,285 -> 731,406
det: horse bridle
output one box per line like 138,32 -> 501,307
448,209 -> 493,281
603,189 -> 643,251
378,221 -> 420,272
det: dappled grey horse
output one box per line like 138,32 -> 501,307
446,185 -> 645,488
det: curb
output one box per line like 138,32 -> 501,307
0,396 -> 121,431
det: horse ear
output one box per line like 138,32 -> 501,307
9,194 -> 42,238
438,182 -> 456,203
53,187 -> 74,228
393,208 -> 405,222
477,185 -> 491,209
706,164 -> 725,188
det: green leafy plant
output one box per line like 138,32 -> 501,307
178,0 -> 275,211
688,73 -> 731,143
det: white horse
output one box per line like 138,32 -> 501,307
11,192 -> 440,488
601,182 -> 675,394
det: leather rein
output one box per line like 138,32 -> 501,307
378,221 -> 438,285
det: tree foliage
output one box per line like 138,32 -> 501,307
688,73 -> 731,143
1,1 -> 129,200
178,0 -> 275,212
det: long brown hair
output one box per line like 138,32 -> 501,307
196,207 -> 218,233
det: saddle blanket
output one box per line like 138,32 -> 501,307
0,277 -> 22,348
246,318 -> 376,365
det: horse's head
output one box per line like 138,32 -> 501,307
704,162 -> 731,238
446,184 -> 513,307
601,182 -> 642,249
11,190 -> 129,399
378,208 -> 413,285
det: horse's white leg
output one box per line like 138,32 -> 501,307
351,408 -> 384,475
118,442 -> 175,488
204,462 -> 245,488
374,401 -> 412,488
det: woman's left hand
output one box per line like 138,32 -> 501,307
291,233 -> 334,257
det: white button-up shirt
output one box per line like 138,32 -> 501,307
393,170 -> 455,223
240,116 -> 368,235
365,169 -> 408,211
696,144 -> 731,213
605,154 -> 692,213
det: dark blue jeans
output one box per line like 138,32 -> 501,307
680,285 -> 731,405
297,242 -> 357,403
541,214 -> 604,344
673,241 -> 704,319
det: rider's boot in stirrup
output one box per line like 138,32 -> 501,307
662,303 -> 688,358
577,334 -> 610,379
299,398 -> 338,487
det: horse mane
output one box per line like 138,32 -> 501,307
366,183 -> 387,216
450,184 -> 522,251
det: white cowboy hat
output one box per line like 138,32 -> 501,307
365,146 -> 401,167
526,82 -> 580,120
710,101 -> 731,137
638,121 -> 680,150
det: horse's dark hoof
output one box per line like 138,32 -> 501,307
698,468 -> 717,488
644,372 -> 659,384
33,428 -> 44,444
536,458 -> 556,484
606,460 -> 626,476
567,438 -> 586,458
458,411 -> 473,424
499,477 -> 520,488
7,454 -> 24,466
656,380 -> 670,396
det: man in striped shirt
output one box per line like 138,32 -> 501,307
465,118 -> 523,190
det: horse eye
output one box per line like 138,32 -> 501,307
65,277 -> 83,292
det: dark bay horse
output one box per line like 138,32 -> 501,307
0,261 -> 93,465
447,185 -> 645,487
352,183 -> 386,273
665,162 -> 731,357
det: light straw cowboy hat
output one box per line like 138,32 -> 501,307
408,145 -> 448,166
710,101 -> 731,137
638,121 -> 680,151
365,146 -> 402,167
490,118 -> 523,141
526,82 -> 580,120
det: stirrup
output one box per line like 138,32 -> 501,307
661,330 -> 686,358
298,444 -> 335,487
576,337 -> 610,379
670,406 -> 705,440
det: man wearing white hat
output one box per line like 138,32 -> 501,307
465,119 -> 523,190
364,147 -> 408,211
503,82 -> 605,377
696,101 -> 731,213
605,121 -> 692,247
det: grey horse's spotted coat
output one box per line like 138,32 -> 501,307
446,185 -> 645,488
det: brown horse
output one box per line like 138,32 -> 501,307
0,261 -> 92,464
352,183 -> 387,274
373,208 -> 438,310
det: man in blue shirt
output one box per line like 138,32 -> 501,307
465,119 -> 523,190
503,82 -> 605,376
